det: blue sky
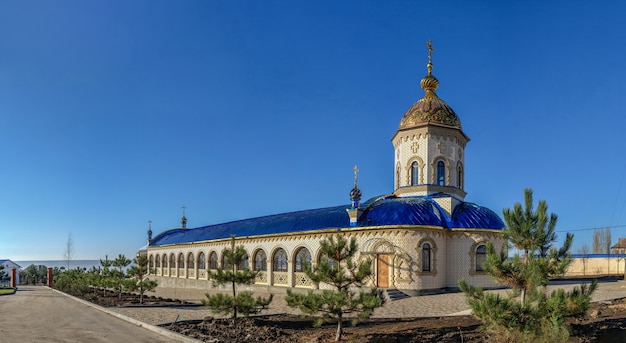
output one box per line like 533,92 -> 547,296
1,1 -> 625,260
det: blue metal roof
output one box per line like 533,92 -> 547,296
451,201 -> 505,230
358,195 -> 446,227
149,195 -> 504,247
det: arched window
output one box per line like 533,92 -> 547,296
155,254 -> 161,268
437,161 -> 445,186
209,251 -> 218,269
421,243 -> 431,272
178,253 -> 185,269
294,247 -> 311,272
476,245 -> 487,272
169,254 -> 176,268
149,255 -> 154,268
411,161 -> 419,186
222,251 -> 233,270
273,248 -> 288,272
162,255 -> 168,268
238,252 -> 249,270
254,249 -> 267,271
395,165 -> 400,189
198,252 -> 206,269
457,165 -> 463,189
187,252 -> 195,269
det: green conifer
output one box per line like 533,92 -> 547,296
460,188 -> 596,342
203,236 -> 272,321
285,235 -> 385,342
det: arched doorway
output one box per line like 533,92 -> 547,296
376,254 -> 390,288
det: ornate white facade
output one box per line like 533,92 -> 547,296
146,44 -> 505,296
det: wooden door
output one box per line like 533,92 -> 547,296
377,254 -> 389,288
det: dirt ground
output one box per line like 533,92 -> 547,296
82,290 -> 626,342
165,299 -> 626,343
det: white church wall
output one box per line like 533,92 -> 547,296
147,225 -> 505,299
445,231 -> 503,289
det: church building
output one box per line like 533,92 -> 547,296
146,43 -> 505,296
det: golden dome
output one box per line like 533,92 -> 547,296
398,42 -> 462,130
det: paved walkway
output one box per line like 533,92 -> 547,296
110,279 -> 626,325
0,286 -> 196,343
5,280 -> 626,342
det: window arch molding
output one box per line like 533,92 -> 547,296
197,251 -> 206,270
271,246 -> 289,272
252,248 -> 268,272
186,252 -> 195,269
177,253 -> 185,269
415,237 -> 438,275
430,156 -> 449,186
469,241 -> 489,276
293,246 -> 312,272
208,251 -> 219,270
406,156 -> 425,186
221,248 -> 233,270
237,250 -> 250,271
456,161 -> 464,189
395,162 -> 401,190
169,253 -> 176,269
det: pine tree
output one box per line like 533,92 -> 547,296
99,256 -> 113,297
459,188 -> 596,342
125,255 -> 157,304
285,235 -> 385,342
203,236 -> 272,321
112,254 -> 131,300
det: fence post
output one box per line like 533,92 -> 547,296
10,268 -> 16,287
47,267 -> 53,287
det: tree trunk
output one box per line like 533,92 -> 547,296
231,237 -> 237,320
521,249 -> 528,305
335,314 -> 343,341
232,279 -> 237,320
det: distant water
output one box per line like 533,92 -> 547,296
15,260 -> 102,270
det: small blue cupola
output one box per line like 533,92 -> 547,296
346,165 -> 362,227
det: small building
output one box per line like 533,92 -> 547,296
611,238 -> 626,255
0,259 -> 21,285
146,43 -> 505,298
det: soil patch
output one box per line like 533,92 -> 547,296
79,289 -> 194,307
165,299 -> 626,342
74,289 -> 626,342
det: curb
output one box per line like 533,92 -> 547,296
48,287 -> 202,343
0,287 -> 17,296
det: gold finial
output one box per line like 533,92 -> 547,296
353,165 -> 359,187
426,40 -> 434,75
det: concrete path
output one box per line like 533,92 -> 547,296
4,280 -> 626,342
0,286 -> 195,343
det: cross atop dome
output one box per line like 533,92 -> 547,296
181,204 -> 187,229
349,165 -> 362,209
147,219 -> 153,242
427,39 -> 434,75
